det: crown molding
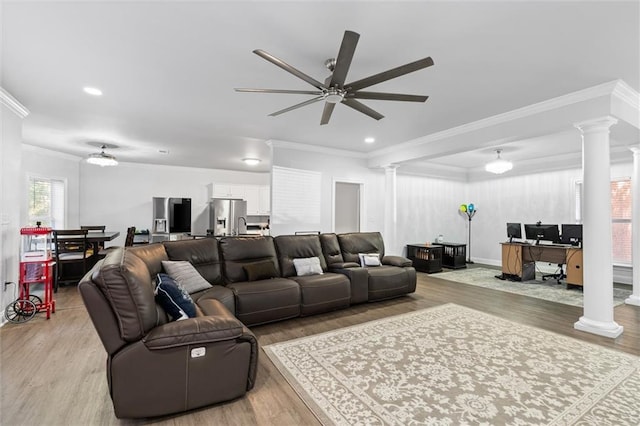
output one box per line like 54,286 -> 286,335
613,79 -> 640,111
0,87 -> 29,119
368,80 -> 624,160
266,139 -> 366,159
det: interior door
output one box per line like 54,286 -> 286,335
334,182 -> 361,233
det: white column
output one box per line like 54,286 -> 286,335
627,146 -> 640,306
383,165 -> 398,255
574,116 -> 623,338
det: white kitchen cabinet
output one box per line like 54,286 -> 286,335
245,185 -> 260,215
213,183 -> 245,199
258,185 -> 270,215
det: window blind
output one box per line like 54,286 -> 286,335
271,166 -> 321,233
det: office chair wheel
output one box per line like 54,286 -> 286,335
4,299 -> 37,323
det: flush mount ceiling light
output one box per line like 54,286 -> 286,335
484,149 -> 513,174
87,144 -> 118,167
83,86 -> 103,96
242,158 -> 261,166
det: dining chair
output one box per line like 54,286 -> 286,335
53,229 -> 91,292
124,226 -> 136,247
81,225 -> 109,257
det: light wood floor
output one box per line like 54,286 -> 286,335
1,270 -> 638,426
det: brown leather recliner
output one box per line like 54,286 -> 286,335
336,232 -> 417,301
78,246 -> 258,419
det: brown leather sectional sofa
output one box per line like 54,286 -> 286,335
78,231 -> 415,418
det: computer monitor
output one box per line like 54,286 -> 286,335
561,224 -> 583,245
506,223 -> 522,242
524,224 -> 561,244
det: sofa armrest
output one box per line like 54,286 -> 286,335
382,255 -> 412,267
328,261 -> 360,270
143,315 -> 245,350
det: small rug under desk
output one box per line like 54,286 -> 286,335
433,267 -> 631,307
263,303 -> 640,425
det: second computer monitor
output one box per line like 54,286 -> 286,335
507,223 -> 522,241
561,224 -> 583,245
524,224 -> 561,244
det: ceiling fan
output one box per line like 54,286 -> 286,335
235,30 -> 434,125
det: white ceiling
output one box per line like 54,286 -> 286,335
2,1 -> 639,175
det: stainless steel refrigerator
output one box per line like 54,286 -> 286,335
152,197 -> 192,242
209,199 -> 247,236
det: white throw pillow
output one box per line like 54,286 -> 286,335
358,253 -> 381,267
292,257 -> 324,276
161,260 -> 212,294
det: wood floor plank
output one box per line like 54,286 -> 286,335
1,271 -> 638,425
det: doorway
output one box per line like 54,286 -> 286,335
334,181 -> 362,233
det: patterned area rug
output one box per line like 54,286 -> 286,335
264,304 -> 640,425
434,267 -> 632,307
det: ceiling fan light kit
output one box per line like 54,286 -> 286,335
236,30 -> 434,125
485,149 -> 513,174
87,144 -> 118,167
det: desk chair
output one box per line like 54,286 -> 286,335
53,229 -> 91,292
542,264 -> 566,284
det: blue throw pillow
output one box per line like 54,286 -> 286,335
155,273 -> 196,321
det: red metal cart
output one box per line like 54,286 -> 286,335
4,226 -> 56,323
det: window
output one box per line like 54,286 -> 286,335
28,176 -> 65,228
575,178 -> 631,264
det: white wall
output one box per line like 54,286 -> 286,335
2,101 -> 25,318
467,162 -> 633,282
79,161 -> 269,246
396,173 -> 467,256
270,144 -> 386,243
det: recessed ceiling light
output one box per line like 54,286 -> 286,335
242,158 -> 261,166
83,87 -> 103,96
364,137 -> 375,144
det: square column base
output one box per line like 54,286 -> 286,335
574,316 -> 623,338
625,295 -> 640,306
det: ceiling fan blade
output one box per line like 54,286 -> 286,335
268,96 -> 325,117
320,102 -> 336,125
235,88 -> 323,95
346,57 -> 434,91
253,49 -> 326,90
342,98 -> 384,121
329,31 -> 360,88
348,91 -> 429,102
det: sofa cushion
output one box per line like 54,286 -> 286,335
292,257 -> 323,276
128,243 -> 169,277
155,273 -> 196,321
243,260 -> 278,281
367,266 -> 412,301
227,278 -> 301,326
319,233 -> 344,266
338,232 -> 386,264
163,238 -> 223,285
192,285 -> 236,316
291,273 -> 350,316
219,236 -> 281,283
162,260 -> 212,294
274,234 -> 328,277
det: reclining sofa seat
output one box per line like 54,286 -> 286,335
274,234 -> 351,315
78,246 -> 258,419
336,232 -> 417,301
218,236 -> 301,326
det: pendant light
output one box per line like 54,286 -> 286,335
87,144 -> 118,167
484,149 -> 513,174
